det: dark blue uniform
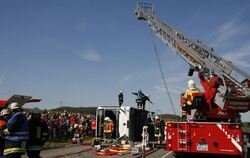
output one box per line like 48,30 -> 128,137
3,111 -> 29,158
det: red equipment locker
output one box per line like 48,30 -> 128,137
166,121 -> 244,156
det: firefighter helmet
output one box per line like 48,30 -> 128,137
104,117 -> 110,121
9,102 -> 20,110
74,124 -> 79,129
155,115 -> 159,120
188,80 -> 196,89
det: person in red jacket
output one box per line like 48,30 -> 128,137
198,72 -> 219,110
90,118 -> 96,136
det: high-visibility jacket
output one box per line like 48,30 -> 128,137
183,88 -> 201,105
104,122 -> 114,134
182,88 -> 200,115
4,111 -> 29,156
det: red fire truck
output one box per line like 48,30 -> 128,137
135,3 -> 250,158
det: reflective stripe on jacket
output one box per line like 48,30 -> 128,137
104,122 -> 114,133
4,147 -> 26,155
5,111 -> 29,142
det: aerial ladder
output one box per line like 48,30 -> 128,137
135,3 -> 250,121
135,3 -> 249,157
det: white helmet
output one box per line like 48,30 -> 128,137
188,80 -> 196,89
74,124 -> 79,129
104,117 -> 110,121
155,115 -> 159,120
0,109 -> 11,117
9,102 -> 20,110
32,107 -> 41,114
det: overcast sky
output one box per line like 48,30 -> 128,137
0,0 -> 249,121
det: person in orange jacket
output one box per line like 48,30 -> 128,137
103,117 -> 114,139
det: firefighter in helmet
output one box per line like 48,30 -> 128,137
181,80 -> 200,119
154,115 -> 165,144
26,107 -> 49,158
0,102 -> 29,158
103,117 -> 114,139
0,108 -> 11,156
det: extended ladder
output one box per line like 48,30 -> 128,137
135,3 -> 250,99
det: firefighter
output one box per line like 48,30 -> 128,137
118,91 -> 123,106
154,116 -> 164,144
26,108 -> 48,158
0,109 -> 11,156
0,102 -> 29,158
141,94 -> 153,110
103,117 -> 114,139
132,90 -> 145,109
198,72 -> 219,110
182,80 -> 200,119
90,118 -> 96,136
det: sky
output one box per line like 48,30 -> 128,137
0,0 -> 250,121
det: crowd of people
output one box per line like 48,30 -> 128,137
0,103 -> 96,158
40,110 -> 96,141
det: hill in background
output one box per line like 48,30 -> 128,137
159,114 -> 179,121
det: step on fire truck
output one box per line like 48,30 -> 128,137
135,3 -> 250,158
